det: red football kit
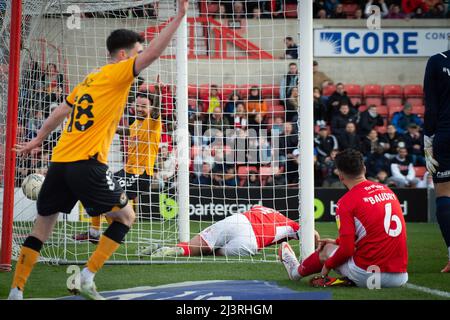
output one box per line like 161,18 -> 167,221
325,181 -> 408,273
243,206 -> 300,249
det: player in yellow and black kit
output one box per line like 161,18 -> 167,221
74,88 -> 162,243
8,0 -> 189,301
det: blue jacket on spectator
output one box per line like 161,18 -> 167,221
391,110 -> 423,135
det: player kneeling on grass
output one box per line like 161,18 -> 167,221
139,205 -> 318,257
280,149 -> 408,288
73,88 -> 162,243
8,0 -> 189,300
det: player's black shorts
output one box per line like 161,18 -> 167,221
432,132 -> 450,183
113,169 -> 151,200
37,159 -> 128,217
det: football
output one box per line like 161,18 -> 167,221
21,174 -> 45,201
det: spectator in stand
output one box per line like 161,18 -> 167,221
232,1 -> 246,19
215,3 -> 227,21
246,86 -> 267,121
248,112 -> 267,137
365,0 -> 389,17
327,83 -> 355,117
391,103 -> 423,135
271,116 -> 284,135
320,149 -> 343,188
373,170 -> 393,186
324,0 -> 341,16
265,169 -> 287,186
26,110 -> 44,140
331,103 -> 357,137
387,3 -> 407,18
402,0 -> 429,16
314,125 -> 339,161
155,145 -> 177,188
313,0 -> 327,16
286,148 -> 300,185
317,8 -> 328,18
314,87 -> 328,125
206,84 -> 222,114
40,63 -> 64,117
337,122 -> 361,151
360,128 -> 382,157
425,2 -> 446,18
380,124 -> 405,159
403,123 -> 425,166
353,7 -> 364,19
233,102 -> 248,129
224,166 -> 238,187
330,3 -> 347,18
280,62 -> 299,104
243,170 -> 261,187
366,145 -> 392,180
208,106 -> 230,132
285,86 -> 299,123
281,36 -> 298,59
193,162 -> 213,185
279,122 -> 298,160
410,5 -> 427,17
357,104 -> 385,137
313,60 -> 333,90
389,147 -> 420,187
224,90 -> 242,122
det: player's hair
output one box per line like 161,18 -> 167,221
106,29 -> 144,55
335,149 -> 365,177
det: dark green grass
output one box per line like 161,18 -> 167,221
1,223 -> 449,300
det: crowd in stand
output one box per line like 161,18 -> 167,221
200,0 -> 450,19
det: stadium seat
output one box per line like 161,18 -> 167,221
414,166 -> 427,179
363,84 -> 382,106
344,84 -> 362,105
342,3 -> 358,17
386,99 -> 403,108
221,84 -> 238,98
267,104 -> 285,118
358,105 -> 367,112
261,85 -> 280,99
322,84 -> 336,97
199,83 -> 213,99
284,3 -> 298,18
412,105 -> 425,118
239,84 -> 260,99
404,84 -> 423,106
377,105 -> 389,118
383,84 -> 403,107
188,84 -> 198,98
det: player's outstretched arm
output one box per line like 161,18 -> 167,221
14,101 -> 72,156
134,0 -> 189,75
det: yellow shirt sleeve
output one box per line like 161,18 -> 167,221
65,84 -> 79,107
108,56 -> 137,86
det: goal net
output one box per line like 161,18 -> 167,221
0,0 -> 306,265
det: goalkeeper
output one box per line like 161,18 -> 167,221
139,205 -> 319,257
73,82 -> 162,244
423,44 -> 450,273
8,0 -> 189,300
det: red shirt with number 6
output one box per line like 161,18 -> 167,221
325,181 -> 408,273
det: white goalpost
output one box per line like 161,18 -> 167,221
0,0 -> 315,266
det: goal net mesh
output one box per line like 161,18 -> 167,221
0,0 -> 301,264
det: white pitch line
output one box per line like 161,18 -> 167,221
405,283 -> 450,299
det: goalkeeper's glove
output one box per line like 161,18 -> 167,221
424,135 -> 439,174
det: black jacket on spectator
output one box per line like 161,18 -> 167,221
366,152 -> 391,178
314,99 -> 328,123
327,92 -> 355,116
314,134 -> 338,159
358,110 -> 384,136
403,132 -> 424,156
360,138 -> 381,157
331,113 -> 357,137
279,134 -> 298,157
380,132 -> 405,154
337,132 -> 361,151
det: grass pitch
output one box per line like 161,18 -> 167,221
0,222 -> 449,300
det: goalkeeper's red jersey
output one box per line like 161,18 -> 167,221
243,206 -> 299,249
328,181 -> 408,273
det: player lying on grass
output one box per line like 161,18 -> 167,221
73,84 -> 162,244
8,0 -> 189,300
139,205 -> 319,257
280,149 -> 409,288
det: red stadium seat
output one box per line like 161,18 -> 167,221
358,105 -> 367,112
363,84 -> 382,106
322,84 -> 336,97
267,104 -> 285,118
383,84 -> 403,98
345,84 -> 362,105
342,3 -> 359,17
404,84 -> 423,98
406,97 -> 424,106
221,84 -> 238,98
414,166 -> 427,179
188,84 -> 198,98
199,83 -> 213,99
386,98 -> 403,107
365,97 -> 382,106
388,105 -> 404,120
377,105 -> 389,118
285,3 -> 298,18
412,105 -> 425,117
261,85 -> 280,99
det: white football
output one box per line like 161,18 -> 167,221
21,174 -> 45,201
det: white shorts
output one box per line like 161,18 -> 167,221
199,214 -> 259,257
331,250 -> 408,288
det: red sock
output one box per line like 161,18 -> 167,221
176,242 -> 191,256
298,251 -> 323,277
